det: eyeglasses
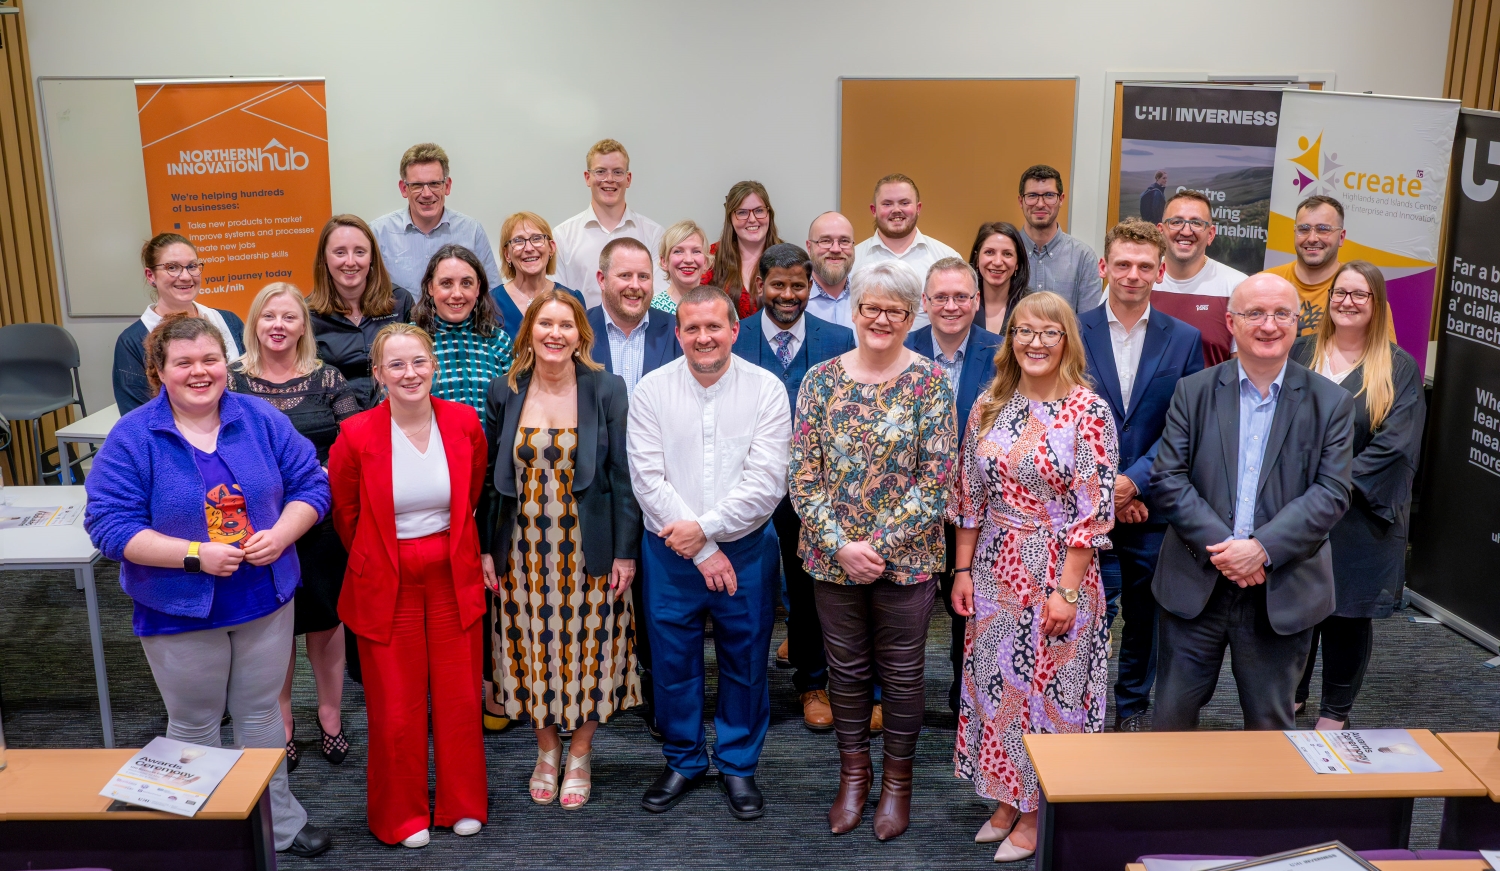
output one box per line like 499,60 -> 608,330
927,293 -> 974,307
1330,289 -> 1372,303
1012,326 -> 1065,347
1294,223 -> 1343,237
1022,192 -> 1061,205
153,261 -> 204,277
1229,309 -> 1296,325
382,357 -> 433,375
402,179 -> 447,193
590,168 -> 628,180
1164,217 -> 1212,231
507,233 -> 550,250
733,206 -> 768,222
856,303 -> 912,323
811,236 -> 854,251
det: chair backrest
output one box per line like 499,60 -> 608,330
0,323 -> 82,406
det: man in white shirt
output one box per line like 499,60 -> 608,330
1151,190 -> 1248,367
805,211 -> 858,330
851,174 -> 961,329
629,285 -> 791,821
369,142 -> 502,293
553,139 -> 667,306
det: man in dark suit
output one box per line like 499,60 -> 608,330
1078,219 -> 1204,732
1149,271 -> 1354,731
585,235 -> 682,739
903,256 -> 1001,715
732,242 -> 855,731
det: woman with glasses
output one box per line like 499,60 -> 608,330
703,181 -> 783,319
948,291 -> 1116,862
654,220 -> 709,315
967,222 -> 1032,335
1291,261 -> 1424,730
495,212 -> 586,340
114,233 -> 245,413
789,260 -> 955,840
412,245 -> 514,417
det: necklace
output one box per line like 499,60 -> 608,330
398,414 -> 432,441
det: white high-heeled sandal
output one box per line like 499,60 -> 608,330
559,752 -> 592,809
993,834 -> 1036,862
530,746 -> 561,805
976,809 -> 1019,843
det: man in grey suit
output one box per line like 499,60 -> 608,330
1149,272 -> 1355,731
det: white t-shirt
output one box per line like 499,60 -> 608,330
1151,257 -> 1248,367
391,415 -> 451,539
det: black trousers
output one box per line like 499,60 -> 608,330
935,523 -> 964,715
1295,615 -> 1374,723
1098,527 -> 1165,721
1153,578 -> 1313,731
631,561 -> 657,725
772,497 -> 827,693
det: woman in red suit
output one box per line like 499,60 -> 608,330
328,321 -> 489,849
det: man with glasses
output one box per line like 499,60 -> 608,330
1264,195 -> 1394,339
371,142 -> 502,293
555,139 -> 667,306
903,257 -> 1001,715
1149,272 -> 1354,731
1077,220 -> 1204,731
1151,191 -> 1248,367
853,174 -> 961,329
805,212 -> 859,330
1017,164 -> 1102,314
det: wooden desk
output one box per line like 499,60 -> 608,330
0,748 -> 281,870
1026,731 -> 1486,871
1126,863 -> 1490,871
1437,732 -> 1500,850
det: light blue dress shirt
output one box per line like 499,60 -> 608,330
932,330 -> 971,394
1233,361 -> 1287,540
604,305 -> 650,395
369,206 -> 503,294
805,276 -> 853,330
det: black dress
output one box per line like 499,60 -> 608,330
228,364 -> 362,634
310,287 -> 415,409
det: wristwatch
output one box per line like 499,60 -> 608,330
1056,586 -> 1079,605
184,541 -> 202,573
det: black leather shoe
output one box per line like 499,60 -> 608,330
720,774 -> 764,820
641,766 -> 704,813
645,717 -> 665,743
1115,712 -> 1148,732
283,823 -> 332,858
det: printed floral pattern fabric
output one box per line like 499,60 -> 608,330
788,356 -> 956,585
947,385 -> 1117,810
491,427 -> 641,730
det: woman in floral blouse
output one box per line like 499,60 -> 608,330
947,290 -> 1117,863
789,260 -> 956,842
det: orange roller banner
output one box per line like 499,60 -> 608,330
136,79 -> 331,318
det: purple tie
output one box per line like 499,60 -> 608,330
773,331 -> 794,370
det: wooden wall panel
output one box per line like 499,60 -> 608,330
1448,0 -> 1500,110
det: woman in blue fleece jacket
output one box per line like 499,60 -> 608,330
85,313 -> 334,859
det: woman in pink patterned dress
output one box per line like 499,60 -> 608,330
947,291 -> 1117,862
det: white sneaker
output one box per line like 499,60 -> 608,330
453,818 -> 482,836
401,829 -> 430,848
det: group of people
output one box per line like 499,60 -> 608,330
85,136 -> 1424,863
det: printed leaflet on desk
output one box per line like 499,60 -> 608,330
1285,729 -> 1442,774
0,504 -> 82,529
100,736 -> 243,816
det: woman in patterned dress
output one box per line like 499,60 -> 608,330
479,289 -> 642,810
947,290 -> 1117,862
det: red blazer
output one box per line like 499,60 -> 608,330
328,397 -> 488,644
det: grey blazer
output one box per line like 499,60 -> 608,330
1148,359 -> 1356,635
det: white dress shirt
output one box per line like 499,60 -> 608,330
852,229 -> 962,330
391,417 -> 451,539
553,204 -> 667,307
760,310 -> 806,361
1105,301 -> 1151,412
627,356 -> 791,565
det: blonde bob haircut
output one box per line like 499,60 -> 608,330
235,283 -> 320,379
507,289 -> 604,390
370,322 -> 436,373
659,219 -> 708,263
975,290 -> 1092,436
498,211 -> 558,281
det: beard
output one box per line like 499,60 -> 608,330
689,353 -> 728,376
813,258 -> 851,292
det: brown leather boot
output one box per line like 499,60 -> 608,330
872,754 -> 914,840
828,749 -> 872,834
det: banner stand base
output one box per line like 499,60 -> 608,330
1404,590 -> 1500,654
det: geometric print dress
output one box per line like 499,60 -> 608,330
946,386 -> 1118,811
490,427 -> 642,731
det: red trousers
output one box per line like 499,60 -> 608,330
358,531 -> 487,844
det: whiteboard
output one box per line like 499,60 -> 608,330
39,77 -> 153,317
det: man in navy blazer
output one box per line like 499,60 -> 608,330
904,257 -> 1001,715
584,236 -> 681,739
732,243 -> 855,732
1079,220 -> 1204,731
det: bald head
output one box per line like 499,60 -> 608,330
808,211 -> 856,292
1230,272 -> 1297,312
1229,272 -> 1299,369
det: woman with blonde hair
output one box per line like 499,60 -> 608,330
229,283 -> 362,771
703,181 -> 782,318
654,220 -> 708,314
495,211 -> 586,339
947,290 -> 1117,861
1292,260 -> 1424,730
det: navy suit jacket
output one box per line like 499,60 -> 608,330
1079,304 -> 1204,510
904,324 -> 1002,439
586,305 -> 681,376
732,311 -> 855,413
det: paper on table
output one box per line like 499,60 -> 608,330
1479,849 -> 1500,870
1285,729 -> 1442,774
0,504 -> 82,529
1216,845 -> 1373,871
1144,859 -> 1240,871
99,736 -> 244,817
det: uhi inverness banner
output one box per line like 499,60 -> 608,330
1116,84 -> 1282,275
135,79 -> 331,318
1408,108 -> 1500,645
1267,90 -> 1458,373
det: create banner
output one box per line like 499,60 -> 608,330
1407,108 -> 1500,645
1117,84 -> 1282,275
1267,90 -> 1458,373
135,79 -> 331,318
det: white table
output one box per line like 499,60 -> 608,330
52,404 -> 119,485
0,485 -> 113,746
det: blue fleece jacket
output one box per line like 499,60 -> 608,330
85,390 -> 330,619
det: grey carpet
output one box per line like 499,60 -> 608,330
3,561 -> 1497,870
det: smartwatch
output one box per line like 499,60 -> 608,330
1057,586 -> 1080,605
184,541 -> 202,573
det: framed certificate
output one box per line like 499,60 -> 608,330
1215,842 -> 1379,871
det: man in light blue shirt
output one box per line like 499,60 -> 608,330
1233,362 -> 1285,540
370,143 -> 502,293
804,212 -> 856,330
